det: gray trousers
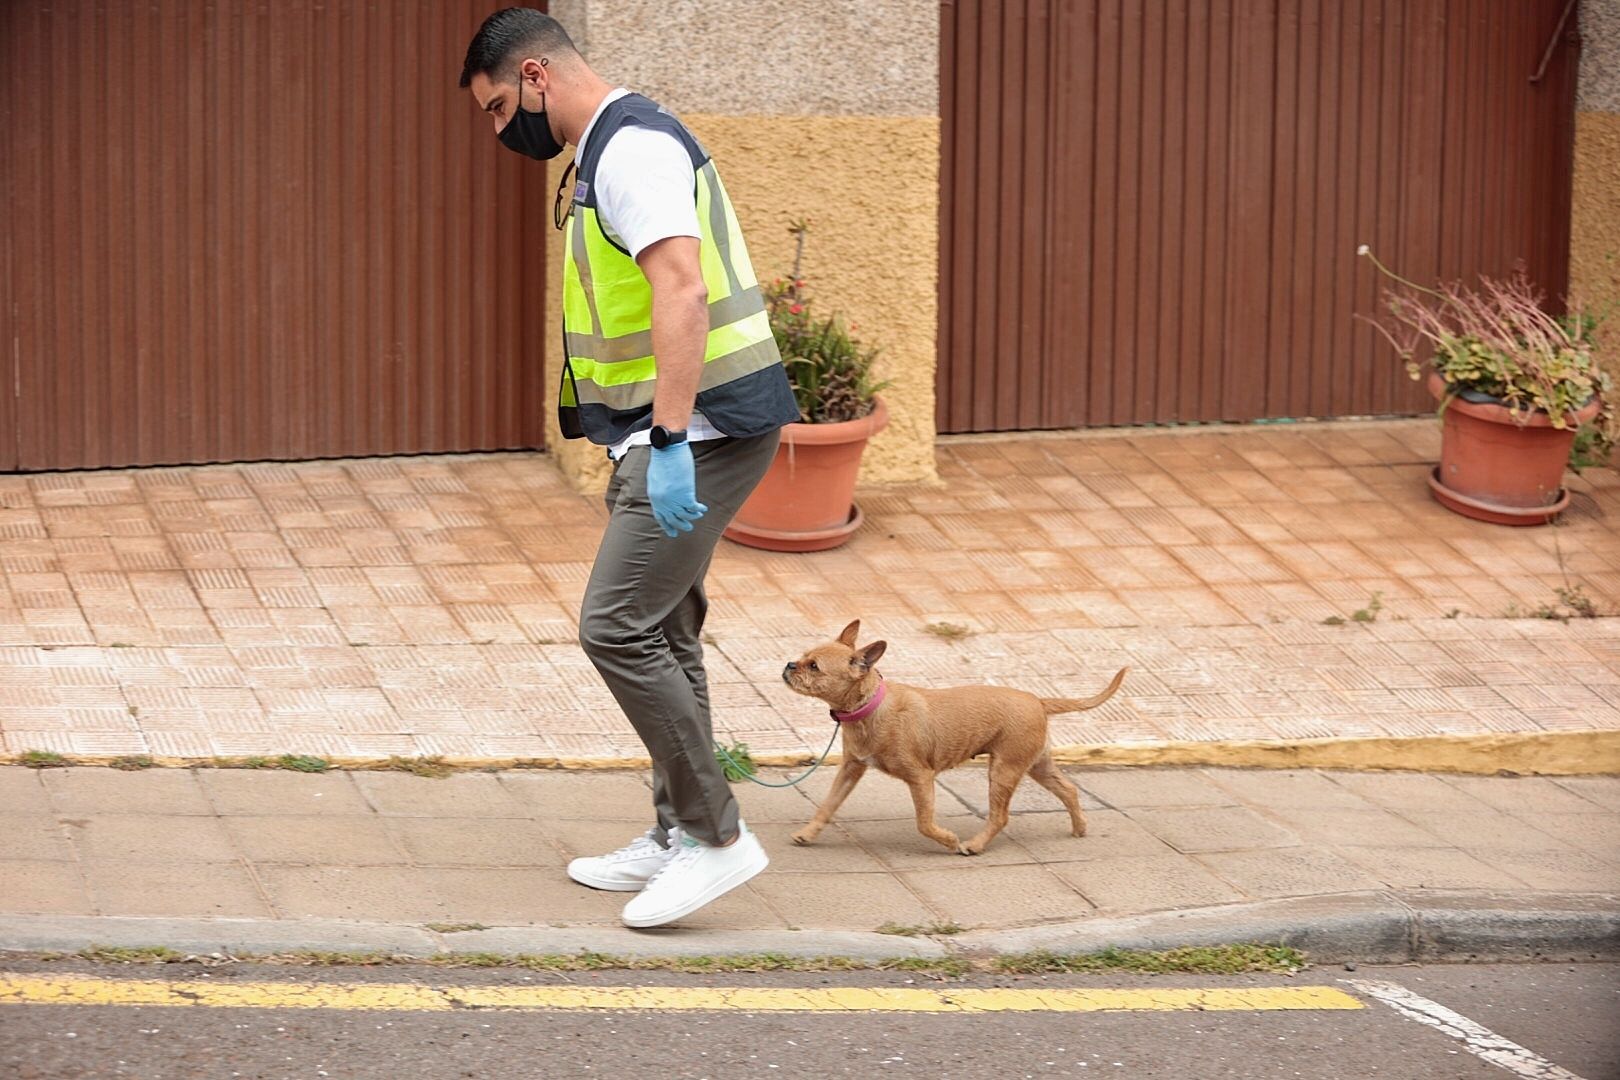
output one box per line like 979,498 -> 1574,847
578,429 -> 781,847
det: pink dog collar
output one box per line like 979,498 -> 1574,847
831,678 -> 886,724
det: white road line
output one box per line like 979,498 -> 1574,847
1342,979 -> 1586,1080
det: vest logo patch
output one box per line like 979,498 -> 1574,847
573,180 -> 589,204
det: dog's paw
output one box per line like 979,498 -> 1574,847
790,830 -> 816,846
956,841 -> 982,856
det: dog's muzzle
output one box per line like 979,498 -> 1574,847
782,661 -> 797,685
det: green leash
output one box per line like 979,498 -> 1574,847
714,725 -> 841,789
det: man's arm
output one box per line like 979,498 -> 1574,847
638,235 -> 708,430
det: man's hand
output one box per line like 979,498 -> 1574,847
646,442 -> 707,537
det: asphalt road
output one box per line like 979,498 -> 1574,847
1,960 -> 1615,1080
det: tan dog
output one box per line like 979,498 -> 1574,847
782,620 -> 1128,855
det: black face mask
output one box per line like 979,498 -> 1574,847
499,72 -> 565,161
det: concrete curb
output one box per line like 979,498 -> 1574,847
961,890 -> 1620,964
2,891 -> 1615,966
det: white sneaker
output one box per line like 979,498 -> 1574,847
566,828 -> 676,892
620,822 -> 769,928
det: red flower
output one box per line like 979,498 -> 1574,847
789,304 -> 804,315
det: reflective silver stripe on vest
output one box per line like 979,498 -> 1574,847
700,162 -> 744,298
565,285 -> 766,364
569,214 -> 605,338
565,337 -> 783,410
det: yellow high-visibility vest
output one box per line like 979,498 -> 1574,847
559,93 -> 799,445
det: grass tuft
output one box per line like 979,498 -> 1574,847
385,755 -> 454,779
108,755 -> 155,771
995,944 -> 1307,976
876,921 -> 966,937
424,923 -> 489,934
923,622 -> 973,641
20,749 -> 68,769
277,754 -> 331,773
78,946 -> 184,964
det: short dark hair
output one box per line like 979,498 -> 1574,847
458,7 -> 577,88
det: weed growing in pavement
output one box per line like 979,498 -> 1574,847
108,755 -> 155,771
1323,592 -> 1383,627
48,948 -> 977,977
383,755 -> 454,779
995,944 -> 1307,976
276,754 -> 331,773
923,622 -> 973,641
876,921 -> 967,937
78,946 -> 185,964
715,741 -> 757,782
19,750 -> 68,768
424,923 -> 489,934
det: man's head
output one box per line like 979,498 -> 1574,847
460,7 -> 594,144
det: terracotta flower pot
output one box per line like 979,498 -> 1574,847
1425,371 -> 1601,526
724,397 -> 889,552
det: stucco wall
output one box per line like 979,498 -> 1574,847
1573,0 -> 1620,319
541,0 -> 941,492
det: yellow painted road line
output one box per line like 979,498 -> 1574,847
0,974 -> 1364,1014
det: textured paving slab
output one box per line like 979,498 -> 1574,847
0,766 -> 1614,937
0,422 -> 1615,760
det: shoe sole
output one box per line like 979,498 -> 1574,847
567,865 -> 654,892
620,849 -> 769,928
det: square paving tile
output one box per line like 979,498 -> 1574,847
841,817 -> 1039,868
1128,806 -> 1300,854
1551,777 -> 1620,812
496,771 -> 654,820
1398,809 -> 1578,853
1442,775 -> 1616,815
0,860 -> 93,914
1323,771 -> 1499,814
42,767 -> 213,815
1262,808 -> 1452,849
1471,850 -> 1620,892
0,768 -> 52,815
746,822 -> 889,873
937,765 -> 1109,816
383,817 -> 563,868
790,772 -> 975,821
225,815 -> 408,866
1332,845 -> 1532,890
1195,848 -> 1382,898
351,772 -> 526,818
992,809 -> 1175,863
1074,768 -> 1239,809
79,858 -> 272,918
1202,769 -> 1378,810
257,865 -> 458,922
899,864 -> 1091,927
749,871 -> 939,931
67,814 -> 237,862
198,769 -> 373,815
0,816 -> 73,860
1052,855 -> 1244,913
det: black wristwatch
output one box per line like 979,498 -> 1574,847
649,425 -> 688,450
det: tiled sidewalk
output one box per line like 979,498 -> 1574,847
0,420 -> 1616,760
3,765 -> 1616,932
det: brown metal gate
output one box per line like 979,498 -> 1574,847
938,0 -> 1581,433
0,0 -> 550,472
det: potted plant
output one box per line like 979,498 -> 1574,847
724,220 -> 891,552
1359,246 -> 1612,526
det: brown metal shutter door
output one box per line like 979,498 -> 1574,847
0,0 -> 550,472
937,0 -> 1580,433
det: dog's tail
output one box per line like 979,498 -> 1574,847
1040,667 -> 1129,715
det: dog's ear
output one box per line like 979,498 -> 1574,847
837,620 -> 861,648
856,640 -> 887,670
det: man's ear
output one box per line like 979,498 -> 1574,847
837,620 -> 861,648
858,641 -> 887,670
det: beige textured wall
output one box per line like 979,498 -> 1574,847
540,0 -> 941,492
1573,0 -> 1620,316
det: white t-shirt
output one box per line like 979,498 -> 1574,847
577,88 -> 723,461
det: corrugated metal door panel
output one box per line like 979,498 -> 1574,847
938,0 -> 1580,433
0,0 -> 548,472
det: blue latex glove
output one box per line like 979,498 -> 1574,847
646,442 -> 708,538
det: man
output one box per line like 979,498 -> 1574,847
459,9 -> 800,928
